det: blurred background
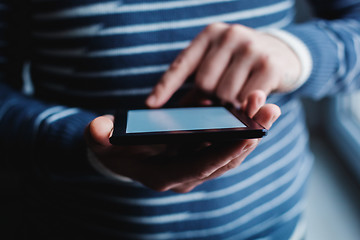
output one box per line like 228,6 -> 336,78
296,1 -> 360,239
1,0 -> 360,239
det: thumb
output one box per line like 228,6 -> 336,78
86,115 -> 114,148
253,104 -> 281,130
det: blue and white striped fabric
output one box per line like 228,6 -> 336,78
1,0 -> 360,239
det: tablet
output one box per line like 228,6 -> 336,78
110,106 -> 267,145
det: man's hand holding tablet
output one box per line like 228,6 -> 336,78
85,91 -> 280,193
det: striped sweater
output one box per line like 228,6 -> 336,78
1,0 -> 360,239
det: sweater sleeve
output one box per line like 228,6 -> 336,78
0,1 -> 98,173
283,0 -> 360,99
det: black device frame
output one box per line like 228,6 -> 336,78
110,106 -> 267,145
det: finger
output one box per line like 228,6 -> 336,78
146,23 -> 227,108
171,138 -> 259,192
237,56 -> 278,103
253,104 -> 281,130
87,116 -> 114,148
201,139 -> 258,181
141,133 -> 258,192
185,103 -> 280,183
195,27 -> 236,93
167,140 -> 248,184
171,139 -> 259,193
215,44 -> 257,103
243,90 -> 267,118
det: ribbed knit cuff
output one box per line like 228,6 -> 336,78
87,147 -> 134,182
283,22 -> 339,99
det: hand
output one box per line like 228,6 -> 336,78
146,23 -> 301,108
85,91 -> 280,193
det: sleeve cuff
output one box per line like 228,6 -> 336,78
87,148 -> 134,183
261,28 -> 313,92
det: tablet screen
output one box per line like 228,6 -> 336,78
126,107 -> 246,133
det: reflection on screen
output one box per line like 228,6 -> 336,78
126,107 -> 246,133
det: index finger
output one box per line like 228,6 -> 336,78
146,29 -> 212,108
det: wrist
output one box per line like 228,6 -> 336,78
261,28 -> 313,92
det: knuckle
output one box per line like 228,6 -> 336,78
195,170 -> 211,180
245,139 -> 259,151
224,161 -> 238,171
147,182 -> 171,192
173,186 -> 195,193
242,40 -> 255,54
237,40 -> 256,58
257,53 -> 271,69
205,22 -> 227,34
257,55 -> 279,80
224,25 -> 242,41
